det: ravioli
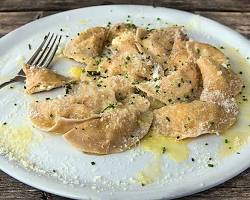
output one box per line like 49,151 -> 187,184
136,39 -> 202,104
64,95 -> 153,154
23,64 -> 72,94
29,82 -> 117,133
137,63 -> 201,104
197,57 -> 243,103
135,27 -> 186,70
63,27 -> 108,63
187,41 -> 227,65
100,26 -> 156,81
107,23 -> 137,44
153,100 -> 237,139
167,40 -> 190,73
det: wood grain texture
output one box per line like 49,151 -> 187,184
0,0 -> 250,12
0,1 -> 250,199
1,168 -> 250,200
0,11 -> 249,39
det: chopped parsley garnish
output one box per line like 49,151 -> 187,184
107,21 -> 112,28
208,164 -> 214,167
162,147 -> 166,154
191,158 -> 195,162
166,116 -> 170,122
126,56 -> 131,61
3,122 -> 7,125
102,103 -> 116,113
45,97 -> 50,100
205,143 -> 208,146
65,83 -> 73,94
125,23 -> 136,29
209,121 -> 215,126
225,139 -> 228,143
157,17 -> 161,21
87,71 -> 101,76
155,85 -> 160,93
28,44 -> 32,50
91,161 -> 96,165
132,80 -> 139,85
95,57 -> 102,65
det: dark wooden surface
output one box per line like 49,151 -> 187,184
0,0 -> 250,199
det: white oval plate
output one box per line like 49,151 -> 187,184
0,5 -> 250,200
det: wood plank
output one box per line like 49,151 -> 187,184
0,171 -> 43,199
0,11 -> 44,38
0,0 -> 250,12
1,168 -> 250,199
0,11 -> 249,39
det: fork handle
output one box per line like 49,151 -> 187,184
0,76 -> 24,89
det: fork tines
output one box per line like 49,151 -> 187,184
27,32 -> 62,68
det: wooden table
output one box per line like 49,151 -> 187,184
0,0 -> 250,199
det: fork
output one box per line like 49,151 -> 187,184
0,32 -> 62,89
